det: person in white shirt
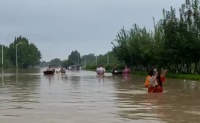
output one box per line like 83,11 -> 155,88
96,65 -> 105,75
55,65 -> 61,73
96,65 -> 100,74
46,65 -> 53,71
98,66 -> 105,75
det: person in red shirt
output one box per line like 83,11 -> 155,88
144,69 -> 154,88
145,69 -> 167,93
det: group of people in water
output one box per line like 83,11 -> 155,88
111,64 -> 130,74
46,65 -> 66,73
48,64 -> 167,93
96,64 -> 167,93
96,64 -> 131,75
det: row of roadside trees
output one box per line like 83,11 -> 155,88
112,0 -> 200,74
0,37 -> 120,70
0,0 -> 195,73
40,50 -> 122,70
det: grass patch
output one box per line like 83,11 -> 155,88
132,71 -> 200,81
84,68 -> 200,81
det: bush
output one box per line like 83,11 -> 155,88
86,64 -> 96,70
104,64 -> 112,71
117,63 -> 126,70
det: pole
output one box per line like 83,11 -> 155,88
77,54 -> 79,66
96,56 -> 97,65
85,56 -> 86,67
16,43 -> 22,70
107,53 -> 109,65
2,68 -> 4,86
16,44 -> 18,69
108,53 -> 109,64
1,44 -> 3,70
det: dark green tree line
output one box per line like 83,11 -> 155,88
0,36 -> 41,68
112,0 -> 200,74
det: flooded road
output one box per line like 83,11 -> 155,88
0,69 -> 200,123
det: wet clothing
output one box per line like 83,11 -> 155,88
97,67 -> 105,74
96,67 -> 100,74
145,75 -> 165,93
148,86 -> 163,93
144,75 -> 151,87
112,68 -> 118,74
123,68 -> 130,74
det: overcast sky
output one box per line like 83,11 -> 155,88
0,0 -> 184,61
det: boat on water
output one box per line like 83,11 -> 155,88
43,70 -> 55,74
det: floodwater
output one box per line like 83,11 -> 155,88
0,69 -> 200,123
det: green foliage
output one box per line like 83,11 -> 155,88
112,0 -> 200,74
68,50 -> 80,65
132,70 -> 200,81
62,59 -> 74,67
81,51 -> 120,69
104,64 -> 112,71
49,58 -> 62,66
86,64 -> 96,70
39,61 -> 47,67
1,36 -> 41,69
81,54 -> 96,67
112,27 -> 130,64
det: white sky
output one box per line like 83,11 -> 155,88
0,0 -> 184,61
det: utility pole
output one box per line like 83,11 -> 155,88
107,53 -> 109,65
85,56 -> 86,67
75,53 -> 79,66
2,45 -> 3,70
96,56 -> 97,65
16,43 -> 22,70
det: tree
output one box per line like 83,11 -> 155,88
68,50 -> 81,65
49,58 -> 62,66
62,59 -> 74,67
111,0 -> 200,73
81,54 -> 96,66
8,36 -> 41,68
112,27 -> 131,65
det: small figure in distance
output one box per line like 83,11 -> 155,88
46,65 -> 53,71
96,65 -> 100,74
97,65 -> 105,75
111,64 -> 118,74
123,65 -> 130,75
55,65 -> 61,73
60,66 -> 66,73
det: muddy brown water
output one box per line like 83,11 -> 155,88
0,68 -> 200,123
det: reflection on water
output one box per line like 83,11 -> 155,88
1,69 -> 4,86
16,70 -> 18,85
44,74 -> 54,83
122,75 -> 131,82
71,75 -> 80,82
0,69 -> 200,123
96,74 -> 104,82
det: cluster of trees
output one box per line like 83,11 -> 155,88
0,36 -> 41,68
3,0 -> 200,75
112,0 -> 200,74
41,50 -> 120,70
